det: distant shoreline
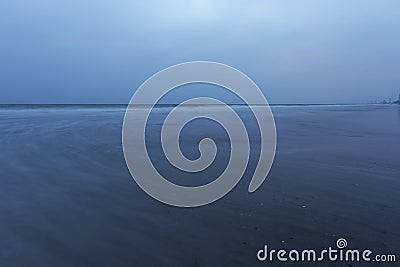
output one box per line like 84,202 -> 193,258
0,103 -> 397,108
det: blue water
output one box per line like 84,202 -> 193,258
0,105 -> 399,266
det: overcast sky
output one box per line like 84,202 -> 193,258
0,0 -> 399,104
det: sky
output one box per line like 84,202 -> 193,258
0,0 -> 399,104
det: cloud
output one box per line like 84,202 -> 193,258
0,0 -> 399,103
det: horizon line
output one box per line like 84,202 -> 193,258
0,103 -> 391,106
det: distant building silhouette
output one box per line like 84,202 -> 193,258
393,92 -> 400,104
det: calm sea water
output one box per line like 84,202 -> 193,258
0,105 -> 399,266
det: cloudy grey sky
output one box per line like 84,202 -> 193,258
0,0 -> 399,104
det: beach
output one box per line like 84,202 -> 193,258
0,104 -> 399,266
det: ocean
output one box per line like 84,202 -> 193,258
0,104 -> 399,266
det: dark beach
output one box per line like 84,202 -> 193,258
0,105 -> 399,266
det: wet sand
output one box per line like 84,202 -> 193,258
0,105 -> 399,266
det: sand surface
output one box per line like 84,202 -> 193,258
0,105 -> 399,266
